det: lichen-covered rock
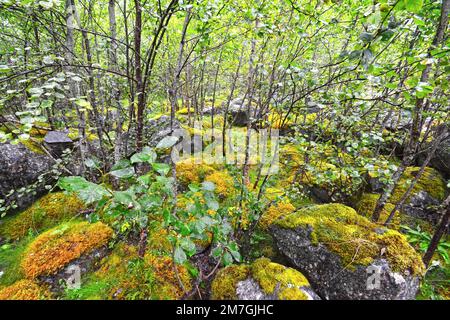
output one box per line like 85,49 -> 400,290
270,203 -> 424,300
227,98 -> 259,126
0,192 -> 85,241
417,125 -> 450,178
0,279 -> 51,300
390,167 -> 446,204
0,142 -> 53,213
211,258 -> 320,300
21,221 -> 113,279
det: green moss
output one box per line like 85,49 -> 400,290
0,192 -> 86,241
66,244 -> 192,300
0,236 -> 34,286
210,264 -> 250,300
275,203 -> 425,276
20,139 -> 45,154
211,259 -> 312,300
391,167 -> 446,203
251,258 -> 310,300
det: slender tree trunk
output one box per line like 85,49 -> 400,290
134,0 -> 144,152
423,194 -> 450,267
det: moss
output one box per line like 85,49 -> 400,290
0,236 -> 33,286
210,264 -> 250,300
175,158 -> 216,186
21,221 -> 113,279
275,203 -> 425,276
0,279 -> 51,300
268,112 -> 294,129
0,192 -> 85,241
67,244 -> 191,300
143,254 -> 192,299
259,201 -> 296,230
251,258 -> 310,300
205,171 -> 235,198
211,259 -> 312,300
20,139 -> 45,154
355,193 -> 400,229
391,167 -> 446,203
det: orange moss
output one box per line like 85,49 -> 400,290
21,221 -> 113,279
0,280 -> 51,300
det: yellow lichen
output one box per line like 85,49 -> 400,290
0,280 -> 51,300
391,167 -> 446,203
211,258 -> 312,300
275,203 -> 425,276
251,258 -> 310,300
0,192 -> 85,240
205,171 -> 235,198
21,221 -> 113,279
175,158 -> 216,186
210,264 -> 250,300
259,201 -> 295,230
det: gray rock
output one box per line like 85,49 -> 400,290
44,131 -> 73,157
0,142 -> 53,213
270,220 -> 421,300
145,115 -> 182,148
226,99 -> 259,126
403,191 -> 442,226
417,127 -> 450,178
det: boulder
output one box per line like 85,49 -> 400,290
270,203 -> 424,300
43,131 -> 73,157
226,98 -> 259,126
0,142 -> 53,213
417,127 -> 450,178
145,115 -> 182,148
210,258 -> 320,300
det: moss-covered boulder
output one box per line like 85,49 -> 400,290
211,258 -> 319,300
0,279 -> 51,300
0,142 -> 53,213
65,244 -> 192,300
270,203 -> 424,300
21,221 -> 113,279
355,193 -> 435,232
391,167 -> 446,203
0,192 -> 85,241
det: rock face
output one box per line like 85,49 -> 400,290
145,115 -> 182,148
210,258 -> 320,300
269,204 -> 424,300
226,98 -> 258,126
0,143 -> 53,213
43,131 -> 73,157
403,191 -> 442,226
417,127 -> 450,178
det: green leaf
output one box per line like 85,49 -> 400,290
110,167 -> 135,179
180,238 -> 196,256
156,136 -> 179,149
174,246 -> 187,264
404,0 -> 423,13
58,176 -> 110,204
152,163 -> 171,176
131,147 -> 156,164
